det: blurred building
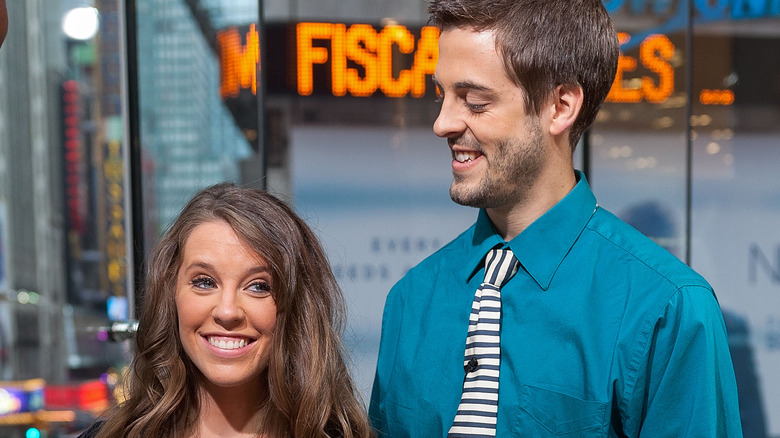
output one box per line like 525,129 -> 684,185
0,0 -> 69,384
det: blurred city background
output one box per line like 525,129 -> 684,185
0,0 -> 779,436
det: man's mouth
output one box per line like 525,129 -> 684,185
207,336 -> 252,350
453,151 -> 482,163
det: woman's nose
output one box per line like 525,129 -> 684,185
212,290 -> 243,327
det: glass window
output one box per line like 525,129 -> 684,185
689,8 -> 780,438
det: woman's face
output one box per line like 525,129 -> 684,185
175,220 -> 277,390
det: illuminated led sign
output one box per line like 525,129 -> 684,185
604,0 -> 780,21
218,22 -> 733,106
606,33 -> 675,103
61,80 -> 86,235
104,140 -> 127,299
295,22 -> 439,97
218,23 -> 259,99
0,379 -> 44,416
218,22 -> 439,99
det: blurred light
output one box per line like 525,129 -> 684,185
724,72 -> 738,87
28,292 -> 39,305
107,295 -> 128,321
690,114 -> 712,127
659,95 -> 686,109
712,128 -> 733,140
25,427 -> 41,438
38,409 -> 76,423
707,142 -> 721,154
609,145 -> 633,159
635,156 -> 658,169
699,89 -> 734,106
62,7 -> 100,41
652,116 -> 674,129
723,153 -> 734,166
17,291 -> 30,304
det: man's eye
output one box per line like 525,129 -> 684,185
466,101 -> 488,112
434,85 -> 443,103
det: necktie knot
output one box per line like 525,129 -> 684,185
483,248 -> 519,288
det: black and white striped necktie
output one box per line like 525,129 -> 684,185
448,248 -> 520,437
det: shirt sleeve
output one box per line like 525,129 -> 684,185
369,280 -> 405,437
620,286 -> 744,437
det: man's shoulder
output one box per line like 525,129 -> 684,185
585,207 -> 710,291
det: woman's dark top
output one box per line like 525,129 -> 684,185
77,421 -> 103,438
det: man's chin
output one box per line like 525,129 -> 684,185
450,186 -> 485,208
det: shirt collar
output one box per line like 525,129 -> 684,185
465,170 -> 598,290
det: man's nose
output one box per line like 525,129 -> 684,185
433,98 -> 466,139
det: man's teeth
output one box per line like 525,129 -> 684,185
454,152 -> 478,163
208,337 -> 248,350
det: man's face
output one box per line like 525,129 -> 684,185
433,27 -> 547,210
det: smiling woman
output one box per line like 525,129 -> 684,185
81,183 -> 374,438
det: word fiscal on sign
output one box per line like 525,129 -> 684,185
218,22 -> 731,106
296,22 -> 439,97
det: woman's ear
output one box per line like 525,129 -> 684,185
548,84 -> 583,137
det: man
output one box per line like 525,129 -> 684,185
369,0 -> 742,436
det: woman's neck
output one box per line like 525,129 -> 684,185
193,379 -> 268,438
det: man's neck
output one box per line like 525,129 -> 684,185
487,166 -> 577,241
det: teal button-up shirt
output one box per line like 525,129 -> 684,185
370,172 -> 742,437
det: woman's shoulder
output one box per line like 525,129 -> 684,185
77,421 -> 104,438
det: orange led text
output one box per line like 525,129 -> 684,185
607,33 -> 675,103
218,24 -> 260,99
296,22 -> 439,97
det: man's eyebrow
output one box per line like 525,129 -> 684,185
431,76 -> 493,93
453,80 -> 492,92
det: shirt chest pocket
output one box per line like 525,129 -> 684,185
511,385 -> 608,437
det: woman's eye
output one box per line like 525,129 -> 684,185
191,276 -> 216,289
248,280 -> 272,295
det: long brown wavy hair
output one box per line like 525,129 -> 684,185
96,182 -> 373,438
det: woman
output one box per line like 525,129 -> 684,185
83,183 -> 373,437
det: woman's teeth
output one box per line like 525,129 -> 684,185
208,337 -> 248,350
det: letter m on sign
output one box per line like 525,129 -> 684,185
218,24 -> 260,98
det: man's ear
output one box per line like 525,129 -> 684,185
548,84 -> 583,137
